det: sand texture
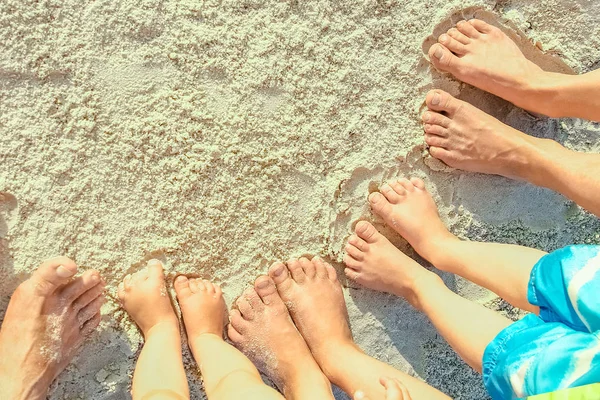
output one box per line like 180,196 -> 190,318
1,0 -> 600,399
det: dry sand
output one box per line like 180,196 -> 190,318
1,1 -> 600,399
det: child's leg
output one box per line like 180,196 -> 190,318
173,276 -> 285,400
342,230 -> 511,372
118,260 -> 189,400
354,177 -> 546,312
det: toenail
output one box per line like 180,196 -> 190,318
439,34 -> 448,42
256,279 -> 270,289
432,93 -> 441,105
423,112 -> 431,122
433,46 -> 443,59
176,275 -> 187,282
56,265 -> 75,278
148,259 -> 162,267
272,264 -> 285,276
91,274 -> 100,283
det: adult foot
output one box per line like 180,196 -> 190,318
344,221 -> 442,309
174,275 -> 225,342
228,276 -> 333,399
0,257 -> 104,400
428,19 -> 547,114
118,259 -> 178,337
368,176 -> 455,263
268,258 -> 353,365
422,89 -> 552,178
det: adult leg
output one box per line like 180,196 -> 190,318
358,177 -> 544,312
0,257 -> 104,400
422,89 -> 600,218
226,276 -> 335,400
268,257 -> 453,399
174,275 -> 287,400
118,260 -> 188,400
428,18 -> 600,121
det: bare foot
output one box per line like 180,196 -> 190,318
367,177 -> 455,263
344,221 -> 442,309
268,258 -> 353,365
0,257 -> 104,400
118,259 -> 178,336
428,19 -> 545,113
228,275 -> 333,399
422,89 -> 552,178
174,275 -> 225,340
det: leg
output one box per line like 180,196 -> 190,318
118,260 -> 189,400
422,89 -> 600,218
0,257 -> 104,400
429,18 -> 600,121
268,257 -> 451,399
226,275 -> 334,400
173,275 -> 287,400
360,177 -> 544,312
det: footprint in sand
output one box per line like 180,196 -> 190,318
0,192 -> 18,239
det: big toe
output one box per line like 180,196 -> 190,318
368,192 -> 393,220
254,276 -> 285,307
355,221 -> 379,244
425,89 -> 463,115
29,256 -> 78,296
268,262 -> 291,285
174,275 -> 193,301
428,43 -> 463,74
147,259 -> 165,281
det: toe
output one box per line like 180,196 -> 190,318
347,234 -> 368,251
389,181 -> 407,196
254,276 -> 285,307
123,274 -> 132,290
368,192 -> 393,219
457,20 -> 481,38
203,279 -> 216,294
429,146 -> 454,164
355,221 -> 378,244
146,259 -> 165,280
72,281 -> 105,312
447,27 -> 470,44
229,309 -> 248,334
422,111 -> 450,129
174,275 -> 193,299
344,255 -> 361,270
235,295 -> 254,320
380,183 -> 401,204
325,263 -> 338,281
345,243 -> 364,261
469,18 -> 494,34
29,256 -> 78,297
397,178 -> 414,192
77,295 -> 104,326
425,134 -> 449,148
80,312 -> 102,337
438,33 -> 467,55
286,259 -> 307,284
117,282 -> 126,300
60,269 -> 102,303
227,323 -> 244,343
311,257 -> 329,278
268,262 -> 290,285
243,287 -> 264,311
189,278 -> 206,293
425,90 -> 463,116
344,268 -> 361,282
298,257 -> 316,278
424,123 -> 448,137
410,177 -> 426,190
428,43 -> 463,73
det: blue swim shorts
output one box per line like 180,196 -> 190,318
482,245 -> 600,399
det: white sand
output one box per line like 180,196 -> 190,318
1,1 -> 600,399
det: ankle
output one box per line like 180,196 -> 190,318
280,358 -> 330,399
409,274 -> 445,311
143,318 -> 179,338
312,340 -> 360,378
418,232 -> 460,269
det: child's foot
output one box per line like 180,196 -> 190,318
422,90 -> 547,178
228,275 -> 333,398
268,258 -> 354,367
368,177 -> 456,264
118,259 -> 178,336
174,276 -> 225,342
344,221 -> 442,308
0,257 -> 104,400
428,19 -> 545,113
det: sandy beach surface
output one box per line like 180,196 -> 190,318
1,0 -> 599,399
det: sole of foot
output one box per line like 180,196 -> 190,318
228,275 -> 332,398
0,257 -> 104,400
118,259 -> 178,336
428,18 -> 546,114
344,220 -> 443,308
174,275 -> 226,342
